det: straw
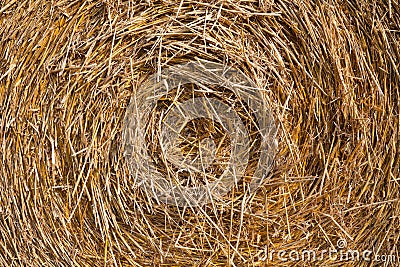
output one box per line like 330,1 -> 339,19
0,0 -> 399,266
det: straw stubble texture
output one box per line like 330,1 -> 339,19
0,0 -> 399,266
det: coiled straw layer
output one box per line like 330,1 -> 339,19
0,0 -> 399,266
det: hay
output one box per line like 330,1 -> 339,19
122,61 -> 277,207
0,0 -> 399,266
